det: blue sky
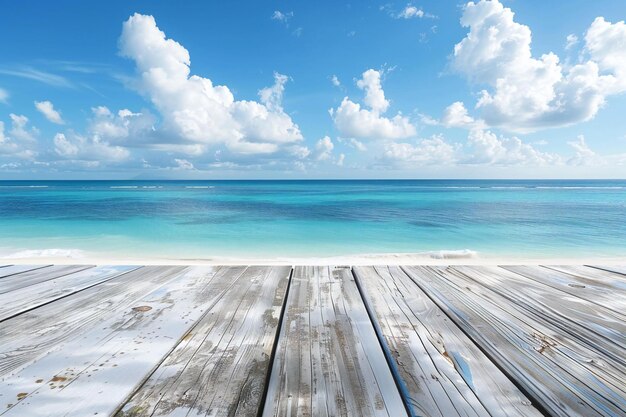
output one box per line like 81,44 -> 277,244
1,0 -> 625,179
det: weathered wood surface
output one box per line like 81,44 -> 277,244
0,266 -> 189,378
117,265 -> 291,417
454,265 -> 626,364
354,265 -> 542,417
263,266 -> 406,417
0,264 -> 625,417
0,265 -> 50,280
402,265 -> 626,417
502,265 -> 626,315
0,265 -> 93,294
0,265 -> 137,322
1,266 -> 230,416
589,265 -> 626,276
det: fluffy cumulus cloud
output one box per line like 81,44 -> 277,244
89,106 -> 155,144
396,5 -> 435,19
463,128 -> 561,165
451,0 -> 626,132
44,105 -> 156,168
567,135 -> 602,166
34,100 -> 64,124
441,101 -> 480,129
330,69 -> 416,140
0,114 -> 38,160
383,135 -> 458,166
315,136 -> 334,160
119,13 -> 303,156
381,128 -> 560,167
398,6 -> 425,19
565,34 -> 579,50
53,132 -> 129,165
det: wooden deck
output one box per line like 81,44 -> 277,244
0,264 -> 624,417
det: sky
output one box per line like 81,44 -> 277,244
1,0 -> 625,179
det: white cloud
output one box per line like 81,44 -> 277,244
315,135 -> 334,160
331,69 -> 416,140
272,10 -> 293,24
451,0 -> 626,132
330,75 -> 341,87
381,128 -> 561,168
399,6 -> 424,19
88,106 -> 155,143
0,88 -> 8,103
0,67 -> 72,88
336,153 -> 345,166
464,128 -> 561,165
119,13 -> 303,156
53,132 -> 129,164
565,34 -> 579,50
0,115 -> 38,160
567,135 -> 602,166
173,158 -> 194,170
383,135 -> 458,166
34,100 -> 65,124
339,137 -> 367,151
8,114 -> 38,143
386,4 -> 435,20
441,101 -> 481,128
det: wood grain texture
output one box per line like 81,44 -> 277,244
0,265 -> 138,322
589,265 -> 626,277
0,265 -> 232,417
354,265 -> 542,417
0,266 -> 188,378
502,265 -> 626,315
402,265 -> 626,417
1,264 -> 624,417
454,265 -> 626,366
0,265 -> 93,294
263,266 -> 407,417
116,266 -> 291,417
0,265 -> 50,279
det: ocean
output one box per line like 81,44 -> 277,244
1,179 -> 625,260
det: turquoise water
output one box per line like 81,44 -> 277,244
1,180 -> 625,260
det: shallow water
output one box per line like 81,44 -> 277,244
1,180 -> 625,260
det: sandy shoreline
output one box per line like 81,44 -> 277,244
3,253 -> 626,266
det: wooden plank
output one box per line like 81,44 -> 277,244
589,265 -> 626,277
354,265 -> 542,417
452,265 -> 626,365
1,265 -> 248,417
116,266 -> 291,417
0,265 -> 51,279
548,265 -> 626,285
0,265 -> 188,377
502,265 -> 626,315
0,265 -> 138,322
0,265 -> 93,294
402,265 -> 626,417
447,266 -> 626,387
263,266 -> 407,417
